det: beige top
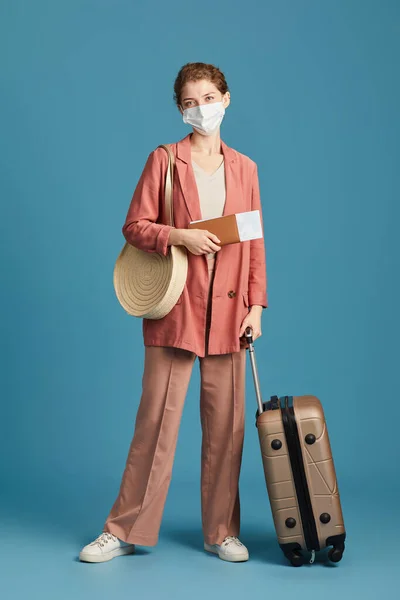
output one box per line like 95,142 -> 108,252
192,159 -> 226,260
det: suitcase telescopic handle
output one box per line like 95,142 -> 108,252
244,326 -> 264,415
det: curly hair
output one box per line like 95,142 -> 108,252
173,62 -> 229,108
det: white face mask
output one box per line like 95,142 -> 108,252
181,101 -> 225,136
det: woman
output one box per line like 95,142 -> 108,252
79,62 -> 268,563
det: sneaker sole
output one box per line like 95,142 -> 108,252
204,542 -> 249,562
79,545 -> 136,563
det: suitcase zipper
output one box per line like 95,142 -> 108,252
281,395 -> 320,553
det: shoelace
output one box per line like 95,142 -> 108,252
221,536 -> 244,548
90,532 -> 118,548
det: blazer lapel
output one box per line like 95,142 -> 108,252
174,133 -> 240,223
220,137 -> 241,218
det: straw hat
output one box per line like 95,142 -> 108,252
113,144 -> 188,319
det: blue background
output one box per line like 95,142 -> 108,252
1,0 -> 399,598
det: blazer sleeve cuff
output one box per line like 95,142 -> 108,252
156,224 -> 175,256
248,290 -> 268,309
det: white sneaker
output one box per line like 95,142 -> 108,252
79,532 -> 135,563
204,536 -> 249,562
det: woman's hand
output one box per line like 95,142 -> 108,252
239,306 -> 263,346
180,229 -> 222,256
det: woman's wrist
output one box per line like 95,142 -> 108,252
168,228 -> 186,246
249,304 -> 263,313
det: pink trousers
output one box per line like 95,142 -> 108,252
103,254 -> 247,546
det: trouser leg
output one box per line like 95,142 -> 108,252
103,345 -> 196,546
199,349 -> 247,545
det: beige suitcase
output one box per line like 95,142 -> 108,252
245,327 -> 346,566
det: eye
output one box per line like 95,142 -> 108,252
206,95 -> 214,101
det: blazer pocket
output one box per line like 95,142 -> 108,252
242,291 -> 249,307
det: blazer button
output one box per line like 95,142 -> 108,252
227,290 -> 236,298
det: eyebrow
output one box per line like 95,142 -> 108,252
182,92 -> 215,101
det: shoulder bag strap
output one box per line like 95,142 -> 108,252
157,144 -> 175,227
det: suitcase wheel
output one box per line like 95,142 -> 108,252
328,547 -> 343,563
286,549 -> 305,567
326,533 -> 346,564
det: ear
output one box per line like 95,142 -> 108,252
223,92 -> 231,109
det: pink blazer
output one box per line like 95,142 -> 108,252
122,132 -> 268,357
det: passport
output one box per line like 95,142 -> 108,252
188,210 -> 263,246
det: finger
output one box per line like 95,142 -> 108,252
239,321 -> 249,337
206,241 -> 221,252
206,231 -> 221,244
